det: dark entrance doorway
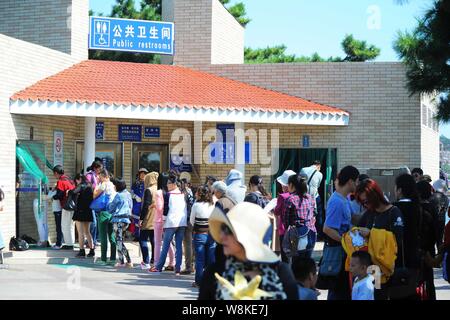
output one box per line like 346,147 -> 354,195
272,148 -> 337,208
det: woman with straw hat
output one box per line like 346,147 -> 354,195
198,202 -> 298,300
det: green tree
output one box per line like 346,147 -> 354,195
244,34 -> 380,63
394,0 -> 450,122
341,34 -> 380,62
219,1 -> 251,26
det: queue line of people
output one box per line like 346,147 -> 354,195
18,160 -> 450,300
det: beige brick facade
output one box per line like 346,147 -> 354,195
0,0 -> 86,243
0,0 -> 88,59
0,0 -> 440,246
161,0 -> 244,66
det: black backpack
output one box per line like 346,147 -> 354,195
9,237 -> 29,251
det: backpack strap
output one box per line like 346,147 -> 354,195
307,170 -> 317,186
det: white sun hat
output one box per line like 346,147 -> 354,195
209,202 -> 279,264
276,170 -> 297,187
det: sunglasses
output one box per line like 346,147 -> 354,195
220,224 -> 233,236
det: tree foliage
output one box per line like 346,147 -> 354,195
394,0 -> 450,122
219,1 -> 251,27
341,34 -> 380,62
244,35 -> 380,63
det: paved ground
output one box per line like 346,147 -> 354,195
0,241 -> 449,300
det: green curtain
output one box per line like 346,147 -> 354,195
23,143 -> 53,170
16,145 -> 49,184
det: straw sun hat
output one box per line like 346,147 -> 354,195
209,202 -> 279,264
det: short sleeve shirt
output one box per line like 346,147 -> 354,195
352,275 -> 375,300
324,192 -> 352,235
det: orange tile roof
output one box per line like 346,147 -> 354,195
11,60 -> 347,115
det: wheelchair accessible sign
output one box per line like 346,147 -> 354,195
89,16 -> 174,55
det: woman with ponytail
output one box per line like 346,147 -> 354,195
284,174 -> 317,259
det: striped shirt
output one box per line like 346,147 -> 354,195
190,201 -> 215,233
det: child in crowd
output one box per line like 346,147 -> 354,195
291,257 -> 319,300
349,251 -> 374,300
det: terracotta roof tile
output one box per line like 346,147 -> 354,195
11,60 -> 348,115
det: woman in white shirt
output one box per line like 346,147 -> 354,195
150,173 -> 187,274
190,185 -> 216,287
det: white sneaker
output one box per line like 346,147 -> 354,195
140,262 -> 150,270
52,245 -> 62,250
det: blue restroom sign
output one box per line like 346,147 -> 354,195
144,127 -> 160,138
96,122 -> 104,140
118,125 -> 142,141
302,135 -> 310,148
89,16 -> 174,55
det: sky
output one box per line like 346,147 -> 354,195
90,0 -> 449,136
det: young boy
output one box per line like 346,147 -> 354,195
291,257 -> 320,300
349,251 -> 374,300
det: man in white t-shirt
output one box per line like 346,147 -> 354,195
300,161 -> 323,237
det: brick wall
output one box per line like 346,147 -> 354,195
162,0 -> 212,66
195,63 -> 424,177
211,0 -> 244,64
0,33 -> 80,243
162,0 -> 244,66
0,0 -> 87,58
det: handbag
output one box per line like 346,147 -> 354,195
63,191 -> 77,211
90,192 -> 110,211
319,243 -> 344,277
296,225 -> 309,251
387,207 -> 418,299
282,225 -> 299,258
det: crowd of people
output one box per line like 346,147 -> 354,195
2,159 -> 450,301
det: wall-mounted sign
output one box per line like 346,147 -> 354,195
302,135 -> 310,148
216,123 -> 235,142
212,124 -> 251,164
89,16 -> 174,55
96,122 -> 104,140
53,131 -> 64,166
118,125 -> 142,141
170,154 -> 193,173
144,126 -> 160,138
209,142 -> 251,164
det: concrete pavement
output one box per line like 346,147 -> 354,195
0,241 -> 449,300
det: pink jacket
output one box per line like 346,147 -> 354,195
274,192 -> 290,236
154,189 -> 164,224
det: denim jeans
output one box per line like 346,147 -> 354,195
263,224 -> 273,246
297,231 -> 317,259
53,211 -> 63,247
90,210 -> 99,245
193,233 -> 216,285
139,229 -> 155,265
156,227 -> 185,272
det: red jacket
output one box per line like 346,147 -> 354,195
53,175 -> 75,209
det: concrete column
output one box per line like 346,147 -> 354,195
235,122 -> 245,178
84,117 -> 96,172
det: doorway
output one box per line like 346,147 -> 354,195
131,144 -> 168,185
76,142 -> 123,177
272,148 -> 337,207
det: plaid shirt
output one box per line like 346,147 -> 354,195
284,193 -> 316,232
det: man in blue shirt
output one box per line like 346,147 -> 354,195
323,165 -> 360,300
